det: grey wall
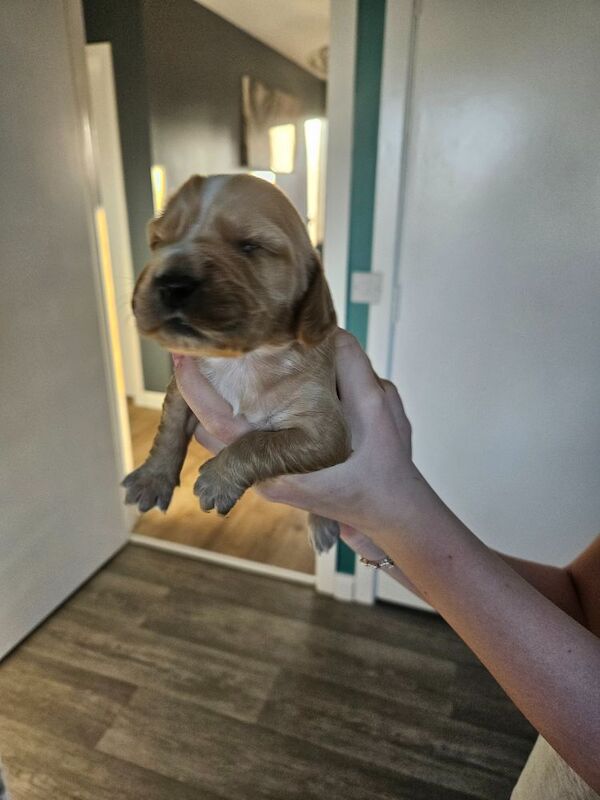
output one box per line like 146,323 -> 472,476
142,0 -> 326,213
84,0 -> 326,391
83,0 -> 169,392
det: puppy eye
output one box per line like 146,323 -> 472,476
239,240 -> 261,255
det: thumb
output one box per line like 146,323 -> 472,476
340,525 -> 389,562
173,355 -> 251,444
334,331 -> 383,416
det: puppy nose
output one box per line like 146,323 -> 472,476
154,271 -> 199,310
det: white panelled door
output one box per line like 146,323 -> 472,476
378,0 -> 600,607
0,1 -> 128,657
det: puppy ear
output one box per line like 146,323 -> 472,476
295,255 -> 337,346
147,175 -> 205,250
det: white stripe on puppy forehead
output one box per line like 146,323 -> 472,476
191,174 -> 231,233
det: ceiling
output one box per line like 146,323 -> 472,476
195,0 -> 330,79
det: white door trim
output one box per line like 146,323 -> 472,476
68,8 -> 133,513
86,43 -> 145,402
135,389 -> 166,410
322,0 -> 358,330
84,40 -> 139,530
318,0 -> 359,597
366,0 -> 416,379
355,0 -> 419,606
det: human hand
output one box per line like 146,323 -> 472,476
174,330 -> 424,544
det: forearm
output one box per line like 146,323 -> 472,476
495,553 -> 586,625
384,566 -> 427,602
379,546 -> 587,657
375,480 -> 600,790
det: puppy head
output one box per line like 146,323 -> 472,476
132,174 -> 336,356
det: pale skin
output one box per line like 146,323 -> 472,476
173,330 -> 600,791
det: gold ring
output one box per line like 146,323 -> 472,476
359,556 -> 395,570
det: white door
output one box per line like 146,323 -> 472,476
0,1 -> 129,657
378,0 -> 600,606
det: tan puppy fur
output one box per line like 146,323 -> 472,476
123,174 -> 350,552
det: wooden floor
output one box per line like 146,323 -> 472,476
0,545 -> 536,799
129,403 -> 315,574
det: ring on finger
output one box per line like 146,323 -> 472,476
359,555 -> 395,570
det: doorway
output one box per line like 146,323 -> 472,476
84,2 -> 332,583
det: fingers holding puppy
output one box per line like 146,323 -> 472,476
173,355 -> 252,448
193,422 -> 227,455
334,330 -> 412,449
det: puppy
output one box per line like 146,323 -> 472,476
123,174 -> 350,553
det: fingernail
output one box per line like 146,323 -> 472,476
172,354 -> 184,369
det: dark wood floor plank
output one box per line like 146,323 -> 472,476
0,651 -> 134,749
258,669 -> 532,800
66,568 -> 170,626
21,607 -> 278,725
98,686 -> 479,800
0,545 -> 536,800
0,714 -> 223,800
143,589 -> 458,713
0,648 -> 134,705
114,545 -> 476,664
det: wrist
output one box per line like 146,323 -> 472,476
369,471 -> 471,558
368,469 -> 434,542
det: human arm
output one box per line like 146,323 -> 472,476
493,553 -> 588,627
173,334 -> 600,790
334,532 -> 594,633
338,530 -> 593,630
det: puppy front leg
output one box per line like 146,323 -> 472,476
194,425 -> 343,516
122,377 -> 196,512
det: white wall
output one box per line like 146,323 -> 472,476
388,0 -> 600,565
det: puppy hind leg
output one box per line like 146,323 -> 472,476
308,514 -> 340,554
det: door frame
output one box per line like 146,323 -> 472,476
67,7 -> 134,499
82,8 -> 365,595
318,0 -> 359,598
366,0 -> 416,380
352,0 -> 428,607
86,43 -> 147,405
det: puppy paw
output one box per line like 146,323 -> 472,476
122,464 -> 177,513
308,514 -> 340,554
193,458 -> 244,515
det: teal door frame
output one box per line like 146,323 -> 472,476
337,0 -> 387,576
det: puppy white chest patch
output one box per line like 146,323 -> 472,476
196,353 -> 269,423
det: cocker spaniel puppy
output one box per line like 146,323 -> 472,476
123,174 -> 349,553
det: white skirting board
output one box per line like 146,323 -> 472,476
134,390 -> 166,410
130,533 -> 315,586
